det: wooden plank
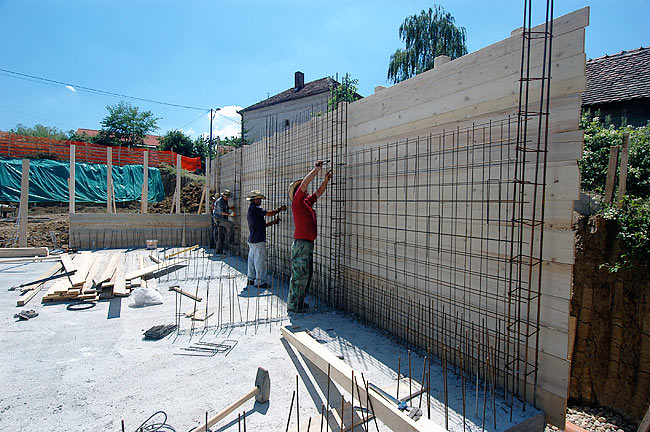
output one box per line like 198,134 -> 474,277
69,144 -> 75,214
170,285 -> 202,302
124,258 -> 188,281
97,253 -> 119,285
19,159 -> 29,247
0,247 -> 49,258
617,133 -> 629,208
281,328 -> 445,432
59,253 -> 84,286
17,262 -> 61,306
112,254 -> 128,297
603,145 -> 619,204
190,310 -> 213,321
83,254 -> 104,293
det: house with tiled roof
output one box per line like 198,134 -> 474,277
75,128 -> 161,149
582,47 -> 650,127
239,72 -> 358,144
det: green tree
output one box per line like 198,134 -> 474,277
99,101 -> 159,147
387,5 -> 467,84
10,123 -> 73,140
158,130 -> 196,157
328,73 -> 361,111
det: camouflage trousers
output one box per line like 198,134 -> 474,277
287,240 -> 314,311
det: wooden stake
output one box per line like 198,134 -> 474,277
175,154 -> 181,214
18,159 -> 29,247
617,133 -> 629,208
69,145 -> 75,214
107,148 -> 113,213
604,145 -> 620,204
142,150 -> 149,214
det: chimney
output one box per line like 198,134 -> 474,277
294,71 -> 304,90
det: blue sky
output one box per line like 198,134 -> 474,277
0,0 -> 647,141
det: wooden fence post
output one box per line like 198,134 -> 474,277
617,133 -> 629,208
107,147 -> 113,213
142,151 -> 149,214
603,145 -> 620,204
69,145 -> 76,214
19,159 -> 29,247
204,157 -> 210,214
175,154 -> 181,214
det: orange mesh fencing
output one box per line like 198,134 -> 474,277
0,132 -> 202,171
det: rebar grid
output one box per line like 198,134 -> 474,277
222,1 -> 555,413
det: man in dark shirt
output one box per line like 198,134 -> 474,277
212,189 -> 234,255
246,190 -> 286,289
287,160 -> 332,312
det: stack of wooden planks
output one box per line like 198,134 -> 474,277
39,252 -> 187,303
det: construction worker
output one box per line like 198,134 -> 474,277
212,189 -> 234,255
287,160 -> 332,312
246,190 -> 286,289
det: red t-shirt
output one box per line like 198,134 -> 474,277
292,187 -> 318,241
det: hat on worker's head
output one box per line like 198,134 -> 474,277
221,189 -> 231,197
246,190 -> 266,201
288,180 -> 302,201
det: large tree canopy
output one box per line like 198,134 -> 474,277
99,101 -> 159,147
387,5 -> 467,84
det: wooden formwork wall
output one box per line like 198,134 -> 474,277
69,214 -> 212,249
220,8 -> 588,427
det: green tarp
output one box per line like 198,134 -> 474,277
0,157 -> 165,203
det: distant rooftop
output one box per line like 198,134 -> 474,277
76,128 -> 160,148
240,74 -> 337,113
582,47 -> 650,106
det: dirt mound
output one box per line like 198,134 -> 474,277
150,182 -> 206,214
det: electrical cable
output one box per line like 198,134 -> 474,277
133,410 -> 176,432
0,68 -> 209,111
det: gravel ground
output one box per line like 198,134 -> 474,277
545,404 -> 637,432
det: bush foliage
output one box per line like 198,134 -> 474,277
580,115 -> 650,269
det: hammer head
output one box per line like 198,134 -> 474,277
254,367 -> 270,404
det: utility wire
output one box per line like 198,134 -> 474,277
0,67 -> 209,111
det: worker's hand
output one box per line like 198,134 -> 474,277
273,218 -> 281,225
315,160 -> 323,168
325,170 -> 333,182
278,205 -> 287,212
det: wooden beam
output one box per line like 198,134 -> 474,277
107,147 -> 113,213
124,258 -> 187,281
603,145 -> 619,204
617,133 -> 629,208
19,159 -> 29,247
175,154 -> 181,214
169,285 -> 202,302
69,144 -> 75,214
17,262 -> 61,306
281,327 -> 445,432
0,247 -> 49,258
142,150 -> 149,214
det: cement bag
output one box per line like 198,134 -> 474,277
131,287 -> 163,307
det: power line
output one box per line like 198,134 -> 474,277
0,67 -> 210,111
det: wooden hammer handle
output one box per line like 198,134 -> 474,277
190,386 -> 259,432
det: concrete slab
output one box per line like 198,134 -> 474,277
0,249 -> 542,431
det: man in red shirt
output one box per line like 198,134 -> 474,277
287,160 -> 332,312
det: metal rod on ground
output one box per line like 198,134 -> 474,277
285,390 -> 295,432
296,374 -> 300,431
320,404 -> 324,432
419,356 -> 426,408
408,350 -> 412,399
396,355 -> 401,399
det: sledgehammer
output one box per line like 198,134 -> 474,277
190,367 -> 270,432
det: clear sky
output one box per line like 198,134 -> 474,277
0,0 -> 647,141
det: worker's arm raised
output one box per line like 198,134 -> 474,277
299,160 -> 323,192
316,170 -> 332,198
